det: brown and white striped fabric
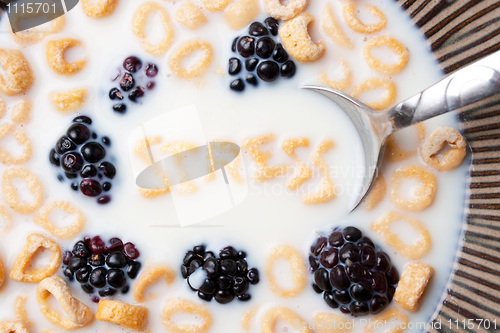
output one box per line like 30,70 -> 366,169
396,0 -> 500,331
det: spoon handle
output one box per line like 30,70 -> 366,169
388,50 -> 500,131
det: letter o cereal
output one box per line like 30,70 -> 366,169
0,49 -> 34,96
34,201 -> 86,239
265,0 -> 309,21
133,265 -> 175,303
0,123 -> 33,165
36,276 -> 94,330
371,211 -> 431,259
96,299 -> 149,331
420,126 -> 466,171
2,167 -> 43,214
266,245 -> 307,297
363,36 -> 409,75
169,41 -> 214,79
81,0 -> 118,18
46,38 -> 87,75
162,297 -> 213,333
279,14 -> 325,63
390,165 -> 437,212
133,2 -> 175,56
351,78 -> 397,111
344,3 -> 387,34
261,307 -> 313,333
10,234 -> 61,283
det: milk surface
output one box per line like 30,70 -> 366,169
0,0 -> 468,332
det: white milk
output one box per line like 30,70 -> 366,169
0,0 -> 467,332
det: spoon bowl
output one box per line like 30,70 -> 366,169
304,50 -> 500,210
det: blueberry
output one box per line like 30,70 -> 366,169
248,22 -> 269,36
257,61 -> 279,82
80,179 -> 102,197
280,60 -> 296,78
55,136 -> 76,154
80,164 -> 97,178
264,17 -> 279,36
245,57 -> 259,71
109,87 -> 123,100
220,246 -> 238,260
247,268 -> 259,284
107,269 -> 126,288
81,142 -> 106,163
106,251 -> 128,268
127,260 -> 142,279
343,226 -> 362,241
214,289 -> 235,304
123,56 -> 142,73
120,73 -> 135,91
145,63 -> 159,77
245,74 -> 258,86
73,116 -> 92,124
113,103 -> 127,113
89,267 -> 107,288
228,58 -> 242,75
49,149 -> 60,166
230,79 -> 245,91
256,37 -> 275,59
67,124 -> 90,144
128,86 -> 145,102
272,43 -> 289,63
102,182 -> 112,191
75,266 -> 92,283
237,36 -> 255,58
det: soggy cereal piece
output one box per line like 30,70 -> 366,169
363,174 -> 386,211
15,296 -> 33,328
81,0 -> 118,17
134,136 -> 163,165
344,3 -> 386,34
0,97 -> 6,119
0,321 -> 30,333
261,307 -> 312,333
202,0 -> 232,11
224,0 -> 260,30
133,265 -> 175,303
420,127 -> 466,171
133,2 -> 175,56
321,4 -> 353,49
0,49 -> 34,96
175,1 -> 207,30
11,100 -> 32,123
282,138 -> 312,190
169,41 -> 214,79
10,234 -> 61,283
390,165 -> 437,212
0,254 -> 4,289
266,245 -> 307,297
371,211 -> 431,259
11,16 -> 65,45
279,14 -> 325,63
364,308 -> 408,333
46,39 -> 87,75
0,205 -> 13,233
313,313 -> 351,333
319,59 -> 352,91
394,262 -> 434,312
242,134 -> 288,182
303,139 -> 336,204
162,298 -> 212,333
351,78 -> 397,111
50,89 -> 88,113
386,124 -> 426,162
241,306 -> 257,331
37,276 -> 93,330
2,167 -> 43,214
363,36 -> 409,75
265,0 -> 308,21
0,124 -> 33,165
96,299 -> 148,331
34,201 -> 86,240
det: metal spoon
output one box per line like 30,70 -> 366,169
304,50 -> 500,210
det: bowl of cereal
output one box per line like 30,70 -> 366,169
0,0 -> 498,332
